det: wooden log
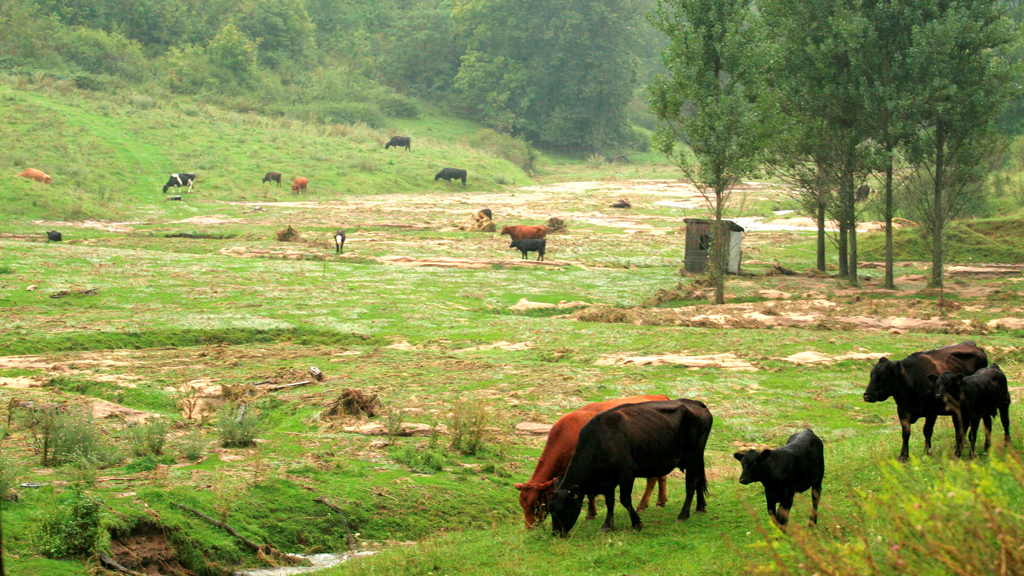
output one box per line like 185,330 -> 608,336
314,497 -> 357,552
265,381 -> 312,391
171,502 -> 265,552
99,552 -> 141,575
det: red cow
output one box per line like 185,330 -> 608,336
292,177 -> 308,194
18,168 -> 51,184
514,394 -> 670,529
501,225 -> 546,241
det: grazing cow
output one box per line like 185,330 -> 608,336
500,225 -> 547,241
863,341 -> 988,461
163,173 -> 196,194
931,365 -> 1011,458
855,184 -> 870,202
292,177 -> 308,194
434,167 -> 467,185
385,136 -> 411,151
549,398 -> 713,537
514,395 -> 671,530
734,428 -> 824,532
46,230 -> 62,243
510,238 -> 545,261
262,172 -> 282,186
18,168 -> 51,184
334,230 -> 346,254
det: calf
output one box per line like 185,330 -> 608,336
334,230 -> 346,254
515,395 -> 670,530
46,230 -> 62,243
510,239 -> 545,261
385,136 -> 411,151
435,167 -> 467,185
931,365 -> 1011,458
500,225 -> 546,241
549,398 -> 713,537
863,341 -> 987,461
855,184 -> 870,202
262,172 -> 282,186
292,177 -> 308,194
734,428 -> 824,532
163,173 -> 196,194
18,168 -> 51,184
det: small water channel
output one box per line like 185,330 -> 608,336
234,551 -> 378,576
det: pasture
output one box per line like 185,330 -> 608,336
1,82 -> 1024,575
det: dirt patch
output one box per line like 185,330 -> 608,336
108,522 -> 191,575
376,256 -> 583,269
454,341 -> 533,352
0,376 -> 43,389
31,219 -> 142,232
515,422 -> 553,436
595,353 -> 757,371
92,399 -> 151,423
779,350 -> 889,365
508,298 -> 589,311
987,318 -> 1024,330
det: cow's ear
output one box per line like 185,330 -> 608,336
759,449 -> 772,461
733,452 -> 745,462
877,357 -> 889,365
955,374 -> 964,384
537,479 -> 555,491
514,483 -> 525,490
569,485 -> 582,500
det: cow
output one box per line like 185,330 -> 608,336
855,184 -> 870,202
549,398 -> 713,537
162,173 -> 195,194
500,225 -> 546,241
611,198 -> 631,209
734,428 -> 824,532
385,136 -> 411,151
931,365 -> 1011,458
434,167 -> 467,185
334,230 -> 346,254
514,394 -> 671,530
863,341 -> 988,461
46,230 -> 62,243
18,168 -> 51,184
510,238 -> 545,261
262,172 -> 282,186
292,177 -> 308,194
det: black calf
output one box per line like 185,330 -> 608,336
386,136 -> 411,151
262,172 -> 282,186
734,428 -> 824,532
435,167 -> 467,185
46,230 -> 62,242
510,239 -> 545,261
932,365 -> 1011,458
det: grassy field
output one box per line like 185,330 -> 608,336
1,79 -> 1024,575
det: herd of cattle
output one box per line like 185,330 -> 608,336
519,340 -> 1009,536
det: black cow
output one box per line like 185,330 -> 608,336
855,184 -> 870,202
510,239 -> 545,261
734,428 -> 824,532
163,173 -> 196,194
334,230 -> 346,254
46,230 -> 62,242
548,398 -> 713,537
262,172 -> 282,186
435,167 -> 467,185
931,365 -> 1011,458
385,136 -> 411,151
863,341 -> 988,461
478,208 -> 493,221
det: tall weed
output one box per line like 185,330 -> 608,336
448,400 -> 487,456
33,492 -> 104,558
216,404 -> 261,447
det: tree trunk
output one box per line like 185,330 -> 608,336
837,222 -> 848,277
884,154 -> 895,289
848,221 -> 858,286
713,193 -> 726,305
931,122 -> 945,289
816,198 -> 827,272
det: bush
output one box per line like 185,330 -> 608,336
467,130 -> 538,172
448,400 -> 488,456
378,95 -> 420,119
123,418 -> 168,457
177,428 -> 206,461
0,448 -> 22,496
54,27 -> 146,81
393,444 -> 447,474
33,492 -> 104,558
23,405 -> 120,467
216,404 -> 261,448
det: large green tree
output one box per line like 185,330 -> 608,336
451,0 -> 642,149
649,0 -> 765,304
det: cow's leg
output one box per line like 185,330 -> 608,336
897,407 -> 912,462
951,410 -> 965,458
678,467 -> 696,521
968,420 -> 980,458
600,488 -> 617,532
618,478 -> 642,531
774,493 -> 794,532
637,477 -> 656,512
765,499 -> 779,528
657,475 -> 668,508
1000,405 -> 1012,445
982,415 -> 993,453
922,414 -> 937,457
585,495 -> 597,520
809,484 -> 821,527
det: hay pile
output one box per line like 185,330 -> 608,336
321,389 -> 380,420
458,210 -> 496,232
545,217 -> 567,233
276,225 -> 302,242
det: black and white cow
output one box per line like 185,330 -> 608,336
335,230 -> 346,254
163,173 -> 196,194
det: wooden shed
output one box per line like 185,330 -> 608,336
683,218 -> 744,274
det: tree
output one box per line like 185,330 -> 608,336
649,0 -> 765,304
451,0 -> 642,149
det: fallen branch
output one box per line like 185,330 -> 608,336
99,552 -> 141,575
314,497 -> 358,552
170,502 -> 307,565
265,380 -> 312,391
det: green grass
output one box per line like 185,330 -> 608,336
859,217 -> 1024,263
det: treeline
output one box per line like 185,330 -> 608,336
0,0 -> 665,151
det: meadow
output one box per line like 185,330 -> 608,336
1,78 -> 1024,575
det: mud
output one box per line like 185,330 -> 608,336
108,522 -> 191,575
595,353 -> 757,371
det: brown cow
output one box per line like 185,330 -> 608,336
292,177 -> 308,194
501,225 -> 546,241
514,394 -> 670,529
18,168 -> 51,184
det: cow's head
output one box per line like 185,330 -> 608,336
515,479 -> 555,529
863,357 -> 898,403
500,226 -> 511,236
733,449 -> 771,485
549,482 -> 584,538
929,371 -> 963,408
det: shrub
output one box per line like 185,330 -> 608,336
467,130 -> 538,172
0,448 -> 22,496
393,444 -> 447,474
448,400 -> 488,455
23,405 -> 119,467
123,418 -> 168,457
216,404 -> 261,448
378,95 -> 420,118
33,492 -> 104,558
177,428 -> 206,461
